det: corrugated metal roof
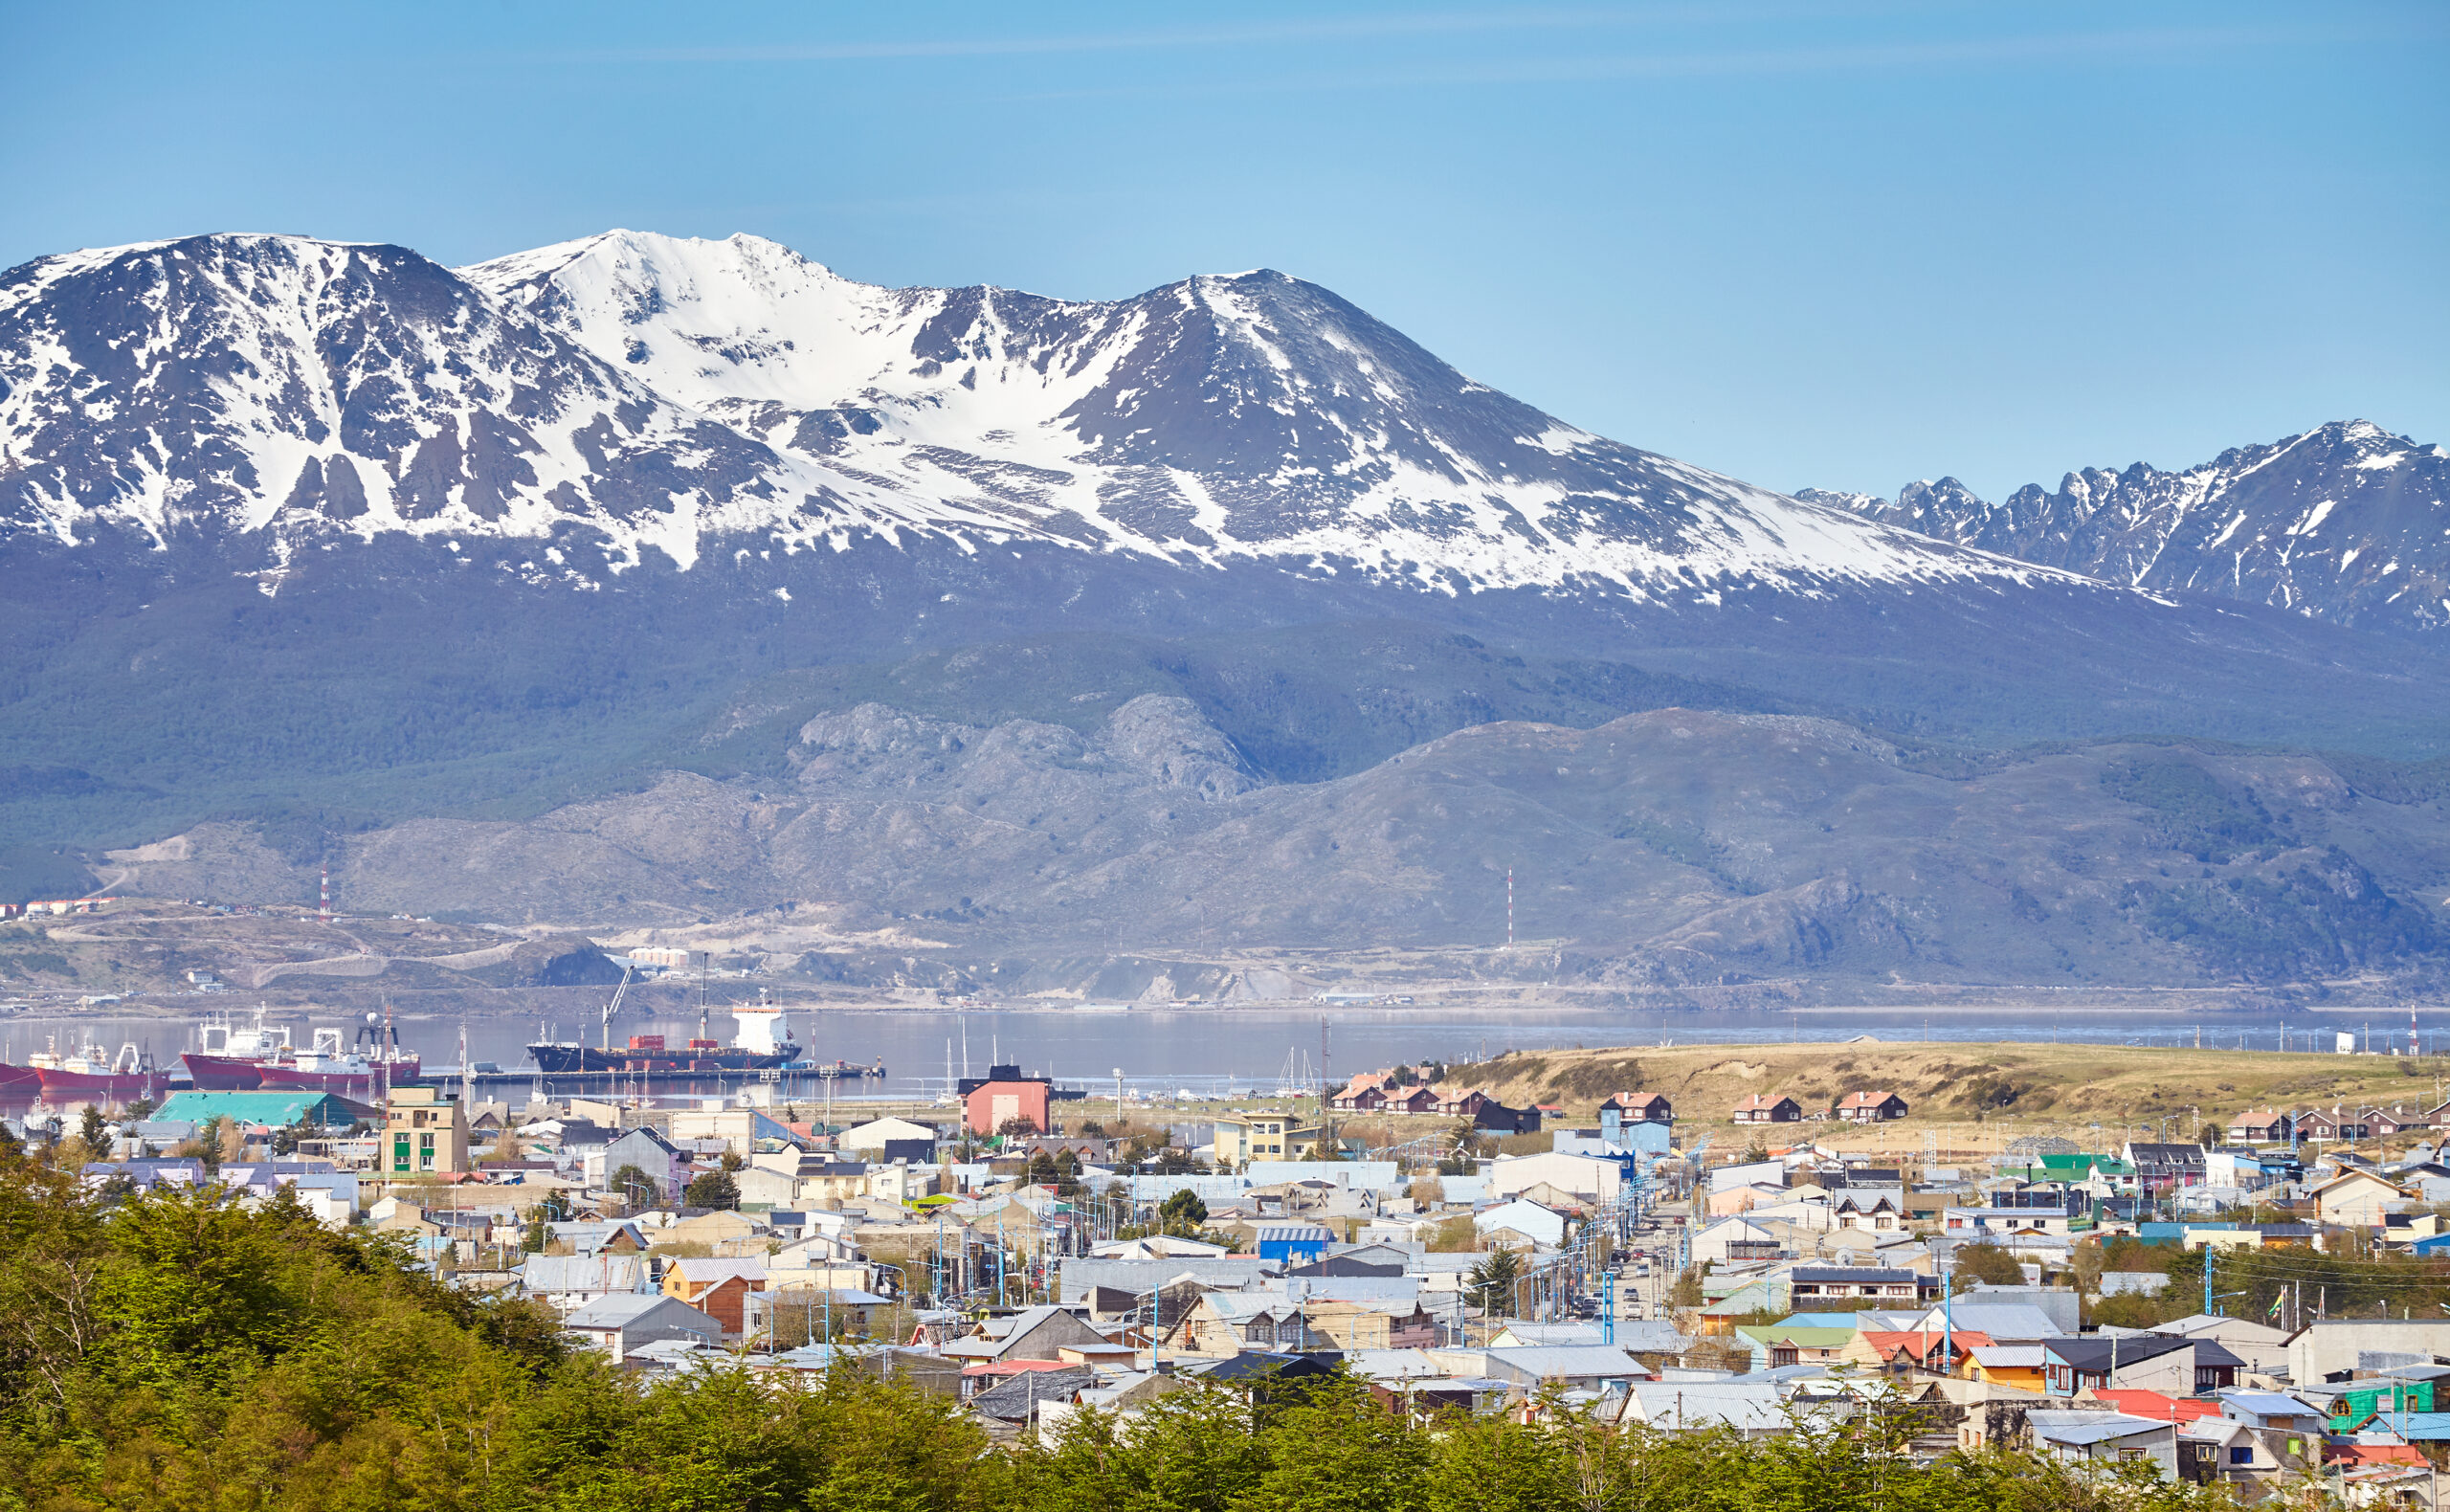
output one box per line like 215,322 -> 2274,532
156,1090 -> 363,1126
520,1255 -> 648,1293
2028,1411 -> 2170,1445
2218,1390 -> 2324,1417
1480,1345 -> 1647,1380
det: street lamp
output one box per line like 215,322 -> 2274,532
871,1261 -> 911,1345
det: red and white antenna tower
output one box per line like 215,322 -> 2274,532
1506,868 -> 1515,948
319,864 -> 332,923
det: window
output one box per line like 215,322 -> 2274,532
2229,1447 -> 2253,1465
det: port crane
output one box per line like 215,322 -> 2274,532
598,960 -> 635,1052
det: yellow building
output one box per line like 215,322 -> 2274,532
1214,1113 -> 1323,1167
384,1086 -> 468,1177
1957,1344 -> 2050,1393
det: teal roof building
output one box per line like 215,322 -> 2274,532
155,1091 -> 371,1129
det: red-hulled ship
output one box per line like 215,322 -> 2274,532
180,1006 -> 296,1090
0,1061 -> 41,1108
250,1021 -> 419,1094
31,1040 -> 173,1103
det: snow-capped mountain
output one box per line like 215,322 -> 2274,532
0,228 -> 2051,598
1802,420 -> 2450,637
9,228 -> 2450,913
0,233 -> 810,578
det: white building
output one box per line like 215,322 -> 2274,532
1485,1152 -> 1624,1205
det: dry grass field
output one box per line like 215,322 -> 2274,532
1424,1039 -> 2449,1162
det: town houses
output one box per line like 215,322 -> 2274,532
39,1046 -> 2450,1496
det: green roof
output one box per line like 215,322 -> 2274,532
1702,1281 -> 1778,1312
2025,1152 -> 2130,1174
155,1091 -> 367,1128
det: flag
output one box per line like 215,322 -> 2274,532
2267,1294 -> 2283,1320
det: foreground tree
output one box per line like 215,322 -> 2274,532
1466,1249 -> 1522,1318
0,1142 -> 2244,1512
683,1152 -> 743,1210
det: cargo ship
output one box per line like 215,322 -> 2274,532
528,987 -> 802,1074
252,1020 -> 421,1094
179,1006 -> 297,1089
30,1039 -> 174,1103
183,1009 -> 419,1092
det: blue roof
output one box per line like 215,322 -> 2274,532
2387,1413 -> 2450,1440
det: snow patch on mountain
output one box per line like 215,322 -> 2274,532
6,228 -> 2081,602
1809,420 -> 2450,636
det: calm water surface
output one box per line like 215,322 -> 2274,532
8,1002 -> 2436,1106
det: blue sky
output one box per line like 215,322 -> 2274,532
6,1 -> 2442,500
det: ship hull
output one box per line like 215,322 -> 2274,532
528,1043 -> 798,1075
34,1068 -> 173,1102
0,1064 -> 42,1106
181,1052 -> 270,1090
253,1057 -> 420,1093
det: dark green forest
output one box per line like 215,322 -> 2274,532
0,1149 -> 2240,1512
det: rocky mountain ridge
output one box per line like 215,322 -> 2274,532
92,703 -> 2450,997
2,229 -> 2040,601
1803,419 -> 2450,638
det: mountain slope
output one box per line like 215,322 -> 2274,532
0,233 -> 813,574
100,705 -> 2450,997
1803,420 -> 2450,637
4,230 -> 2450,876
461,230 -> 2036,597
0,229 -> 2058,598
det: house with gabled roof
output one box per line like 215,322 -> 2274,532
1845,1329 -> 1990,1377
1732,1093 -> 1802,1123
2044,1336 -> 2242,1398
1328,1071 -> 1394,1113
943,1303 -> 1113,1364
2023,1411 -> 2178,1479
661,1258 -> 769,1338
2123,1143 -> 2207,1190
1600,1092 -> 1672,1124
563,1293 -> 724,1358
520,1253 -> 651,1313
1834,1091 -> 1908,1123
2227,1108 -> 2293,1144
2310,1167 -> 2412,1227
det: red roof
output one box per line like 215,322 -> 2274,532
2328,1443 -> 2426,1466
2091,1390 -> 2220,1423
1860,1329 -> 1990,1363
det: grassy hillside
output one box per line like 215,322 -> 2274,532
1441,1038 -> 2449,1154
